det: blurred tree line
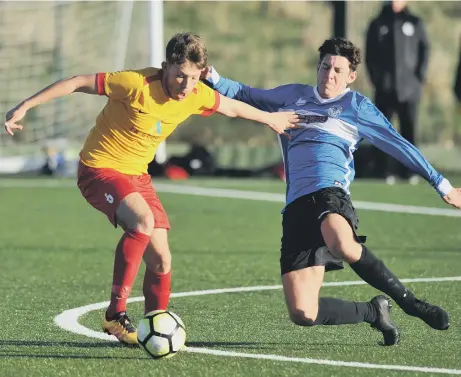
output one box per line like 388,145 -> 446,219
123,1 -> 461,148
1,1 -> 460,153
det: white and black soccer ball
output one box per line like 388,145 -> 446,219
137,310 -> 186,359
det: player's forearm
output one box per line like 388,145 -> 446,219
373,134 -> 452,196
358,99 -> 453,196
20,78 -> 77,111
21,75 -> 96,111
224,99 -> 271,124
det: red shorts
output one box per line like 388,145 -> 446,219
77,161 -> 170,229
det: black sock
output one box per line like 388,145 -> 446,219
313,297 -> 377,325
349,245 -> 415,311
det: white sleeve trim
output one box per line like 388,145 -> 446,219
209,66 -> 221,86
437,178 -> 453,196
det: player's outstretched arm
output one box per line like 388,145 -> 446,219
216,94 -> 300,137
4,74 -> 97,136
357,98 -> 456,202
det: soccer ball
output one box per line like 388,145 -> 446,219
137,310 -> 186,359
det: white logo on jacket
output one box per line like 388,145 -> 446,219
402,22 -> 415,36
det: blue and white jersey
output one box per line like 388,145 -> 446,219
206,68 -> 452,208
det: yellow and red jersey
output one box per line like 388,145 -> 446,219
79,67 -> 220,175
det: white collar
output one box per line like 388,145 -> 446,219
313,86 -> 350,103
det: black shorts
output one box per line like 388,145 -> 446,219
280,187 -> 366,275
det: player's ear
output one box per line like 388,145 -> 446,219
347,70 -> 357,84
200,66 -> 211,80
161,61 -> 167,71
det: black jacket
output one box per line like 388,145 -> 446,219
365,4 -> 429,102
455,36 -> 461,103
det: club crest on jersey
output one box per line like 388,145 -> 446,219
295,97 -> 306,106
327,105 -> 343,118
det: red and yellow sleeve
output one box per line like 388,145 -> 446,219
195,82 -> 220,117
96,70 -> 144,101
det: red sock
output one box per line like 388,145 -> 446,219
143,269 -> 171,314
106,230 -> 150,317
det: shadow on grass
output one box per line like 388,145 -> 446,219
0,339 -> 281,351
0,353 -> 147,360
1,339 -> 373,358
0,340 -> 123,348
0,339 -> 148,360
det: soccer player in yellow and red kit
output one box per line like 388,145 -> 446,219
4,32 -> 300,345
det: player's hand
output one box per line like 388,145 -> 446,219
4,104 -> 26,136
442,188 -> 461,209
265,111 -> 302,138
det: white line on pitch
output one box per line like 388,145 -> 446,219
185,347 -> 461,375
154,183 -> 461,217
1,179 -> 461,217
54,276 -> 461,375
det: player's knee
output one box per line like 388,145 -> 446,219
144,248 -> 171,273
154,253 -> 171,273
145,261 -> 171,275
289,309 -> 317,327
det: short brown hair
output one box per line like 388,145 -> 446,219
318,37 -> 362,71
165,32 -> 208,69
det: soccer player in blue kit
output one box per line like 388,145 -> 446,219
204,37 -> 461,346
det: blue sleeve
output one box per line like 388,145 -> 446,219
356,98 -> 452,196
205,67 -> 298,112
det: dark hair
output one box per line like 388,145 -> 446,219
318,37 -> 362,71
165,32 -> 208,69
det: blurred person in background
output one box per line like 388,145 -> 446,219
455,35 -> 461,111
365,0 -> 429,185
